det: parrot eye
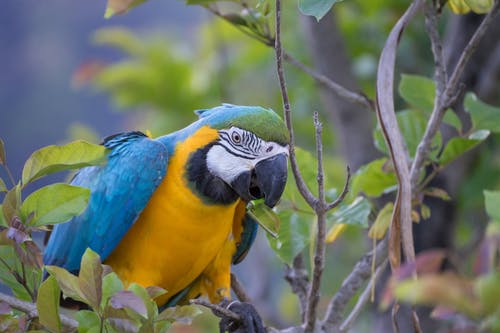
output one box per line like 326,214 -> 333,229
231,132 -> 241,144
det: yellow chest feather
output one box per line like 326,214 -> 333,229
105,126 -> 243,305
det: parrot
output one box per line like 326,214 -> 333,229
43,104 -> 289,309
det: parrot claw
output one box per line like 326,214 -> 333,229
217,300 -> 265,333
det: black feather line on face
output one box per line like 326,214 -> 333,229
185,143 -> 239,205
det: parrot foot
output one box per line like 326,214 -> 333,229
217,300 -> 265,333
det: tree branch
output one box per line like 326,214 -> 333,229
321,237 -> 388,331
284,254 -> 309,321
424,2 -> 447,97
274,0 -> 317,208
326,166 -> 351,211
0,291 -> 78,331
376,0 -> 424,270
282,52 -> 375,111
304,113 -> 327,333
204,4 -> 374,114
410,0 -> 500,188
190,299 -> 241,322
230,273 -> 251,303
339,259 -> 389,333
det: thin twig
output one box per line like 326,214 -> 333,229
322,237 -> 388,331
339,259 -> 388,333
284,254 -> 309,321
230,273 -> 251,303
325,166 -> 351,211
0,291 -> 78,331
445,0 -> 500,103
204,6 -> 374,112
274,0 -> 317,208
423,2 -> 447,98
304,113 -> 327,333
410,0 -> 500,188
189,298 -> 241,322
283,52 -> 375,111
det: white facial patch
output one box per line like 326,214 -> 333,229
206,127 -> 289,184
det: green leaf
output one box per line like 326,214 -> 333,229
157,304 -> 202,324
78,248 -> 103,311
127,283 -> 156,320
267,210 -> 311,265
248,201 -> 280,238
465,93 -> 500,133
298,0 -> 341,20
0,206 -> 6,227
399,74 -> 461,130
37,276 -> 62,333
105,0 -> 147,18
22,140 -> 107,185
394,273 -> 481,318
45,266 -> 86,304
351,158 -> 397,197
475,272 -> 500,315
0,246 -> 35,301
484,190 -> 500,222
0,178 -> 6,193
438,130 -> 490,166
399,74 -> 435,112
368,202 -> 393,239
145,286 -> 166,299
102,272 -> 124,308
20,183 -> 90,227
374,110 -> 442,158
443,111 -> 462,131
0,138 -> 6,165
2,185 -> 21,225
75,310 -> 101,332
327,196 -> 371,227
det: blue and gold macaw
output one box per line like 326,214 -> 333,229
44,104 -> 289,307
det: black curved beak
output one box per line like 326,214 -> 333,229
231,153 -> 288,208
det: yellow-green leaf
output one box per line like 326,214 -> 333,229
157,304 -> 202,324
22,140 -> 107,185
464,0 -> 494,13
474,272 -> 500,315
0,138 -> 6,165
448,0 -> 471,13
394,273 -> 482,318
368,202 -> 393,240
2,185 -> 21,225
45,266 -> 86,304
248,201 -> 280,238
21,183 -> 90,227
78,248 -> 103,311
105,0 -> 147,18
325,223 -> 347,243
0,178 -> 7,193
37,276 -> 62,333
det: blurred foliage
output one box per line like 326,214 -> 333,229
1,0 -> 500,331
385,221 -> 500,333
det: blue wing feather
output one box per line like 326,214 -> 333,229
44,132 -> 169,273
232,214 -> 258,265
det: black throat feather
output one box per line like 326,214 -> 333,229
186,143 -> 239,205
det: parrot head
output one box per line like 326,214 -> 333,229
186,104 -> 289,208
